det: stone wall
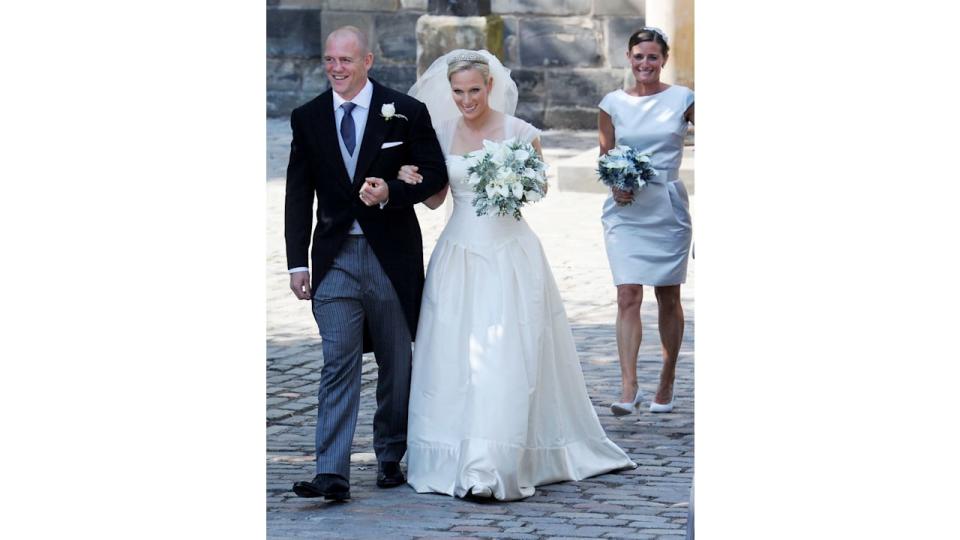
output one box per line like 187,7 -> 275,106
267,0 -> 693,128
267,0 -> 427,116
498,0 -> 646,128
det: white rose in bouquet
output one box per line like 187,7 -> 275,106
464,138 -> 549,219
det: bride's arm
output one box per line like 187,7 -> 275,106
530,137 -> 548,195
397,164 -> 447,210
422,184 -> 448,210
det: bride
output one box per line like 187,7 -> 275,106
400,49 -> 635,501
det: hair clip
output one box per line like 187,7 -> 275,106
636,26 -> 668,44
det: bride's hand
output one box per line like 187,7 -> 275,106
397,165 -> 422,185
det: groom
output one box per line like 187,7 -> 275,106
285,26 -> 448,500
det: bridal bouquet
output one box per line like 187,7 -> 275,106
464,138 -> 548,220
597,145 -> 658,205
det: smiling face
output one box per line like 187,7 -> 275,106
627,41 -> 668,85
449,68 -> 493,121
323,31 -> 373,100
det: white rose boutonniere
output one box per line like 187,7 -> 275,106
380,103 -> 408,122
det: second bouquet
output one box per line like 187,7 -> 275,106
597,145 -> 658,206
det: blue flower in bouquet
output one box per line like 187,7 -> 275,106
597,145 -> 657,205
464,138 -> 548,220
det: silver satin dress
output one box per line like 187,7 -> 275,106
599,85 -> 694,286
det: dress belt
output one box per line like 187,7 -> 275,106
648,168 -> 680,184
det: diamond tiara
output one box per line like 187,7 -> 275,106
446,51 -> 490,66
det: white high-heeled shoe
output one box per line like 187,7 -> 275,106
465,485 -> 493,499
611,389 -> 643,416
649,384 -> 675,413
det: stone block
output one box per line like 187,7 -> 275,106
593,0 -> 644,16
267,8 -> 325,58
493,0 -> 590,15
528,523 -> 577,535
325,0 -> 400,11
553,142 -> 694,193
605,17 -> 647,68
544,105 -> 599,129
276,0 -> 323,7
511,68 -> 544,99
300,59 -> 330,93
268,91 -> 313,117
551,512 -> 609,519
320,11 -> 374,52
374,11 -> 420,63
415,14 -> 504,75
574,526 -> 640,537
570,518 -> 629,526
267,58 -> 303,92
428,0 -> 491,15
514,101 -> 544,128
502,16 -> 519,67
369,64 -> 419,92
401,0 -> 428,9
546,68 -> 622,106
519,18 -> 601,68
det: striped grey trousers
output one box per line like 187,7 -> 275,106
311,236 -> 413,479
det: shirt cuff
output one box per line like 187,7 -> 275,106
289,267 -> 309,274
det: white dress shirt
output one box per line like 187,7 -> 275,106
290,80 -> 381,275
334,80 -> 372,237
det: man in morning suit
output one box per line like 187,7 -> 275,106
285,26 -> 448,500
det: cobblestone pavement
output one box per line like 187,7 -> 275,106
267,118 -> 695,539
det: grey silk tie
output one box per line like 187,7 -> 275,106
340,102 -> 357,156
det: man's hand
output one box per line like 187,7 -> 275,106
290,271 -> 311,300
359,177 -> 389,206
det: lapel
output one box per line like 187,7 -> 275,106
352,79 -> 388,190
310,91 -> 354,199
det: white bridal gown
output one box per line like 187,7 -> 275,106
406,115 -> 636,501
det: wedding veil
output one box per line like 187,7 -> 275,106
408,49 -> 519,126
407,50 -> 519,223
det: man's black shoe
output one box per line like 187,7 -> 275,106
376,461 -> 405,488
292,473 -> 350,500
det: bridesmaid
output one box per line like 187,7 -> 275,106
599,28 -> 694,415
